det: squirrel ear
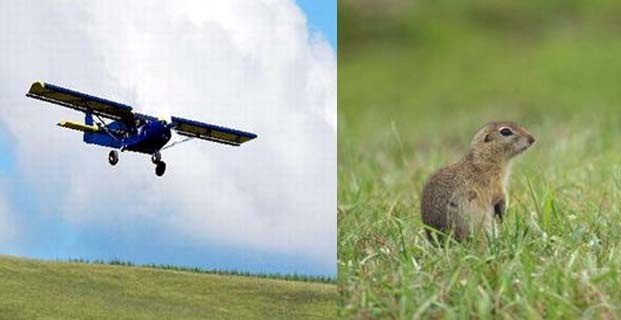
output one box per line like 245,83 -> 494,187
483,134 -> 492,142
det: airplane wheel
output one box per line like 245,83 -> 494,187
108,150 -> 119,166
155,161 -> 166,176
151,152 -> 161,164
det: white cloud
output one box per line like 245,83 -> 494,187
0,1 -> 335,270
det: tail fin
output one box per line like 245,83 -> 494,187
85,112 -> 94,125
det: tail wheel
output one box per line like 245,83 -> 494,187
155,161 -> 166,176
151,152 -> 161,164
108,150 -> 119,166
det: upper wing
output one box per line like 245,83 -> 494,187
26,81 -> 134,121
171,116 -> 257,146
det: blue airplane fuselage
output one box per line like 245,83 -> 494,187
84,115 -> 172,154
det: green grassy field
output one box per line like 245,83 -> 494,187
338,1 -> 621,318
0,255 -> 335,319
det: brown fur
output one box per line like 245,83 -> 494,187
421,121 -> 535,242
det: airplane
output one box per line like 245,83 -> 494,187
26,81 -> 257,176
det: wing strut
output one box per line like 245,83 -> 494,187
161,137 -> 194,151
94,113 -> 124,146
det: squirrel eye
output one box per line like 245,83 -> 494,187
499,128 -> 513,136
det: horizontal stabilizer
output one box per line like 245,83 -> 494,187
57,120 -> 100,132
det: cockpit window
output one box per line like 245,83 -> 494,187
135,118 -> 145,128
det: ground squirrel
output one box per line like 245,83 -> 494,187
421,121 -> 535,242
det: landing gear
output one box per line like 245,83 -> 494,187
152,151 -> 165,176
155,161 -> 166,176
108,149 -> 166,176
108,150 -> 119,166
151,151 -> 161,164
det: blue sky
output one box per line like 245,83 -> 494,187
296,0 -> 336,48
0,1 -> 335,277
0,127 -> 13,174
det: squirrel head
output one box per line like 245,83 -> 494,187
471,121 -> 536,161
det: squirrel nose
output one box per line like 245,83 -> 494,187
527,135 -> 536,145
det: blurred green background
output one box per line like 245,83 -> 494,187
339,0 -> 621,318
339,0 -> 621,142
